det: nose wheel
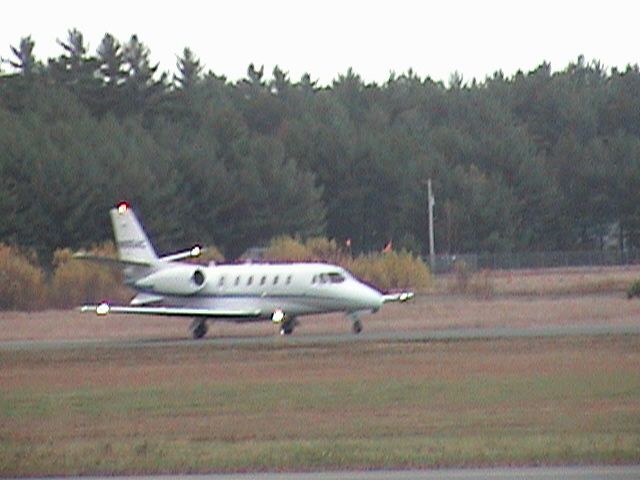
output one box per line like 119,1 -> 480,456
352,318 -> 362,334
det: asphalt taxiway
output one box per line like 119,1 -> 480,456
1,322 -> 639,352
29,465 -> 640,479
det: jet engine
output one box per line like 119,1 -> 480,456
134,265 -> 207,295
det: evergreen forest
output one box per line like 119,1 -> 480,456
1,30 -> 640,265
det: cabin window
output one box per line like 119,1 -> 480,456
235,276 -> 240,286
328,272 -> 346,283
273,275 -> 279,285
247,276 -> 253,286
320,273 -> 328,284
218,276 -> 225,287
312,275 -> 317,284
260,276 -> 266,286
286,275 -> 292,285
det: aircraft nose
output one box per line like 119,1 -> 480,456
356,283 -> 384,311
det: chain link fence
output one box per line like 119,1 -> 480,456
430,249 -> 640,274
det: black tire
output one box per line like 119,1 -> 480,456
192,320 -> 208,339
280,317 -> 297,335
352,319 -> 362,334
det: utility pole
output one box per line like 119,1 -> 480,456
427,178 -> 435,271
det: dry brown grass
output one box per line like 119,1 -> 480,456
436,265 -> 640,297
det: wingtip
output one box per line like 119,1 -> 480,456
79,303 -> 110,315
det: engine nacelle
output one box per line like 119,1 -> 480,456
134,265 -> 207,295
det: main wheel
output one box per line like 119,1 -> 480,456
280,323 -> 294,335
279,318 -> 297,335
191,319 -> 208,339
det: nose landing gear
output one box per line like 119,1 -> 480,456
352,318 -> 362,334
348,312 -> 363,334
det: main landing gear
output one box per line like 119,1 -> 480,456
272,309 -> 298,336
190,318 -> 208,339
280,317 -> 299,336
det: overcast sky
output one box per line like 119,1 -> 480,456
1,0 -> 638,85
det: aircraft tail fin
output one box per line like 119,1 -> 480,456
110,203 -> 158,264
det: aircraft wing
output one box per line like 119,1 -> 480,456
382,291 -> 414,303
80,304 -> 262,318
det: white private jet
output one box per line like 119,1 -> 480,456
79,203 -> 414,339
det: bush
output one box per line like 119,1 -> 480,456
304,237 -> 344,263
627,279 -> 640,299
49,242 -> 130,308
348,250 -> 431,291
263,236 -> 313,262
348,254 -> 391,289
0,244 -> 47,310
264,236 -> 350,263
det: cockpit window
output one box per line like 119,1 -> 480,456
327,272 -> 345,283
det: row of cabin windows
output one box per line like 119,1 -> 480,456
213,272 -> 345,288
217,274 -> 293,288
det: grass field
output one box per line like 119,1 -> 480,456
1,334 -> 639,475
1,267 -> 640,475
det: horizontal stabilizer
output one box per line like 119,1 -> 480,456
81,303 -> 262,318
160,245 -> 204,263
72,252 -> 152,267
382,291 -> 414,303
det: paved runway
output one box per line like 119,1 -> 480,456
1,322 -> 639,352
30,465 -> 640,479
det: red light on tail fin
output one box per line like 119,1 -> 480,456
117,202 -> 129,214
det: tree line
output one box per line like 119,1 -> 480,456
1,30 -> 639,266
